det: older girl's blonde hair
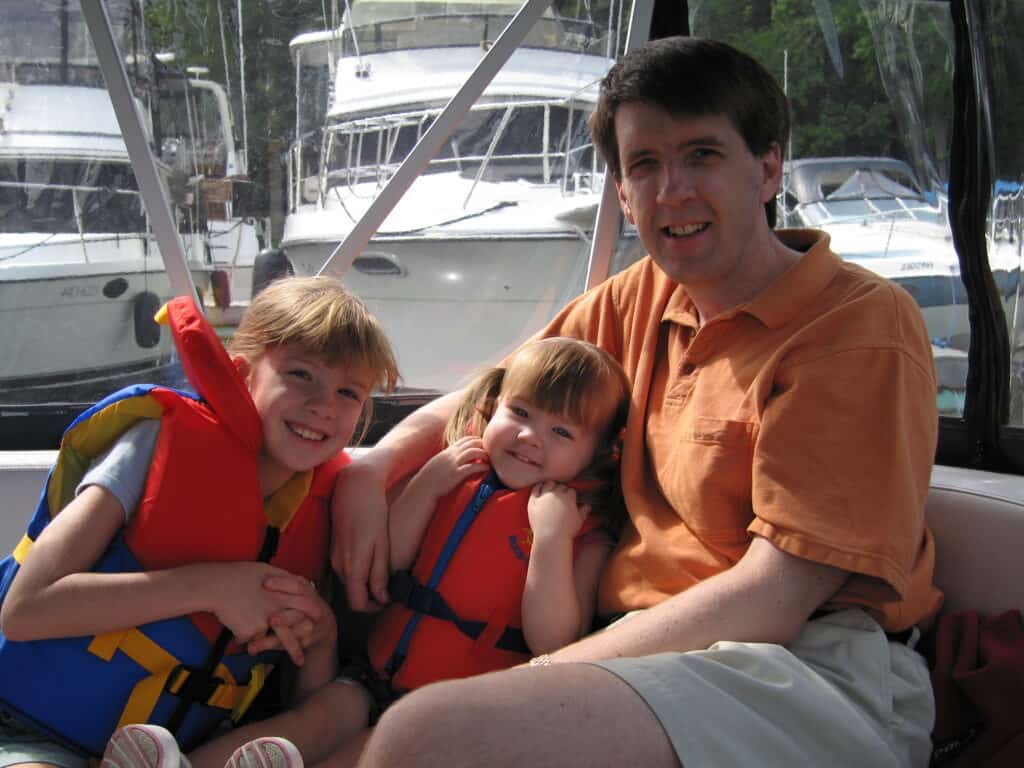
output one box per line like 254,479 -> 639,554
228,276 -> 400,441
446,337 -> 630,519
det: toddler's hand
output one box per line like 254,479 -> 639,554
527,481 -> 590,543
418,435 -> 490,497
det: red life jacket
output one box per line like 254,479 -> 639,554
0,297 -> 344,756
368,473 -> 601,693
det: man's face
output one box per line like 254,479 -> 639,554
613,103 -> 782,292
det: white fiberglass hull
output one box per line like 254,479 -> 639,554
284,231 -> 590,391
0,235 -> 211,394
283,170 -> 601,389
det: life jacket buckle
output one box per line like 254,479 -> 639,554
165,663 -> 224,705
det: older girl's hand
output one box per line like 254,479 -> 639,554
246,574 -> 337,665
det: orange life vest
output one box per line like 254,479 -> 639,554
368,473 -> 600,692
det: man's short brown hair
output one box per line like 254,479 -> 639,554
589,37 -> 790,225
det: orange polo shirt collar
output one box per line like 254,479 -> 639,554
660,229 -> 841,330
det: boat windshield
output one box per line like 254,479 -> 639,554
0,159 -> 144,235
321,99 -> 596,192
0,0 -> 149,86
780,159 -> 944,227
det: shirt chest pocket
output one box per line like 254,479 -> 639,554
656,415 -> 758,543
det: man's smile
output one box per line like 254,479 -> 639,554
665,223 -> 709,237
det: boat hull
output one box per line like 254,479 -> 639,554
0,261 -> 208,394
284,233 -> 590,391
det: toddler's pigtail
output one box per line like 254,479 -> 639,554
443,367 -> 506,446
577,426 -> 627,536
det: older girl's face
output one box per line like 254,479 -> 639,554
481,396 -> 601,490
242,346 -> 373,497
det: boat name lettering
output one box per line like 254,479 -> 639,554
59,285 -> 100,300
901,261 -> 933,271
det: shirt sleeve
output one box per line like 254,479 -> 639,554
749,341 -> 937,598
76,419 -> 160,523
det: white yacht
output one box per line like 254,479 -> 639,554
0,0 -> 258,405
282,0 -> 617,390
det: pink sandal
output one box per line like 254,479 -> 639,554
226,737 -> 303,768
101,724 -> 186,768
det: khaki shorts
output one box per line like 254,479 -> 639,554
591,608 -> 934,768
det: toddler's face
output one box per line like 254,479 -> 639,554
482,396 -> 600,490
244,346 -> 373,494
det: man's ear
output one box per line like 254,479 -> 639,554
759,142 -> 784,204
616,179 -> 635,225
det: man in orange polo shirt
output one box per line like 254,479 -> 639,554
333,37 -> 940,767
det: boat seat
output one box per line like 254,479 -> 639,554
926,465 -> 1024,617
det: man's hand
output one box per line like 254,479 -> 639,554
331,461 -> 390,611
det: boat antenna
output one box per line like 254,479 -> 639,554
216,0 -> 233,103
606,0 -> 616,58
341,0 -> 363,63
236,0 -> 249,166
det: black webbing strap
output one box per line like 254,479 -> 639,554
387,569 -> 529,655
163,525 -> 281,735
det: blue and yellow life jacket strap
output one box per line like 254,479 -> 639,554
87,628 -> 270,727
12,534 -> 32,565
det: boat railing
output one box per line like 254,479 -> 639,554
0,165 -> 228,264
339,13 -> 609,57
293,96 -> 599,210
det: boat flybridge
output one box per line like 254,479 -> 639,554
1,0 -> 1023,760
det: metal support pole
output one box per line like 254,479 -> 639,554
583,0 -> 654,290
80,0 -> 197,299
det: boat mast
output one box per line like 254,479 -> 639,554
781,48 -> 791,227
217,0 -> 233,108
236,0 -> 249,168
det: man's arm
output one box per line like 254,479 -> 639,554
331,390 -> 462,610
547,536 -> 849,662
